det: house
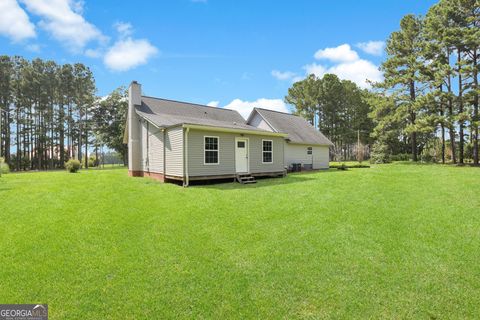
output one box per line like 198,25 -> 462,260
125,81 -> 288,186
247,108 -> 333,170
125,81 -> 332,186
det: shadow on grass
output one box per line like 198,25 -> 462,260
192,169 -> 346,190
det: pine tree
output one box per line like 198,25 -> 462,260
380,14 -> 425,161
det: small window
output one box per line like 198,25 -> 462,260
262,140 -> 273,163
237,141 -> 245,148
307,147 -> 312,155
204,136 -> 219,164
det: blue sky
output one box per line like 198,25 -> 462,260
1,0 -> 437,118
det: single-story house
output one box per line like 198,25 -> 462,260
124,81 -> 332,186
247,108 -> 332,170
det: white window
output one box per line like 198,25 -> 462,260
262,140 -> 273,163
204,136 -> 219,164
307,147 -> 312,155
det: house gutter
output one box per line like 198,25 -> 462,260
182,124 -> 287,137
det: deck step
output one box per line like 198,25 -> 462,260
236,174 -> 257,184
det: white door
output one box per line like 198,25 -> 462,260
235,138 -> 249,173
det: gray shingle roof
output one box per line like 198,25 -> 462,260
252,108 -> 333,145
136,96 -> 269,132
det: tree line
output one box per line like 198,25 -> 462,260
285,74 -> 374,160
371,0 -> 479,164
285,0 -> 479,165
0,56 -> 127,171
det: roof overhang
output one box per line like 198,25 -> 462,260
287,141 -> 333,147
183,124 -> 288,137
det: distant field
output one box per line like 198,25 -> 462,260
0,164 -> 479,319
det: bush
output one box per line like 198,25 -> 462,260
390,153 -> 411,161
337,163 -> 348,171
0,157 -> 10,174
82,155 -> 97,168
65,159 -> 81,173
370,141 -> 391,164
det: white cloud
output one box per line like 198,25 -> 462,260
114,21 -> 133,38
356,41 -> 385,56
303,63 -> 326,78
271,70 -> 297,81
224,98 -> 288,119
20,0 -> 106,50
85,48 -> 102,58
314,44 -> 359,62
104,38 -> 158,71
326,59 -> 383,88
207,101 -> 219,107
0,0 -> 36,42
298,44 -> 384,88
303,60 -> 382,89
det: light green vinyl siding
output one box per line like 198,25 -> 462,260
165,127 -> 183,176
186,129 -> 284,176
284,143 -> 329,169
148,128 -> 164,173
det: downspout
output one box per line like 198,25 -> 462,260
163,129 -> 166,178
146,121 -> 149,173
183,127 -> 190,187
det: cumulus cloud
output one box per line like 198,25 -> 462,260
303,63 -> 326,78
104,38 -> 158,71
271,70 -> 297,81
20,0 -> 106,50
114,21 -> 133,38
0,0 -> 36,42
314,44 -> 359,62
298,44 -> 383,88
224,98 -> 288,119
356,41 -> 385,56
325,59 -> 383,88
207,101 -> 219,107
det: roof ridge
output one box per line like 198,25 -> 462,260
141,95 -> 236,112
255,107 -> 294,116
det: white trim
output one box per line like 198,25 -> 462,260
203,135 -> 219,165
182,124 -> 287,137
250,109 -> 277,132
262,139 -> 273,164
235,137 -> 250,173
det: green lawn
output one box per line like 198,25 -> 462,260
0,164 -> 479,319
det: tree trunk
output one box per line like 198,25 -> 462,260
458,50 -> 464,164
59,100 -> 65,166
16,106 -> 20,170
473,50 -> 479,165
447,70 -> 457,164
4,107 -> 11,164
84,106 -> 88,169
410,79 -> 417,161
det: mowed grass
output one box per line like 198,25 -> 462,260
0,164 -> 479,319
